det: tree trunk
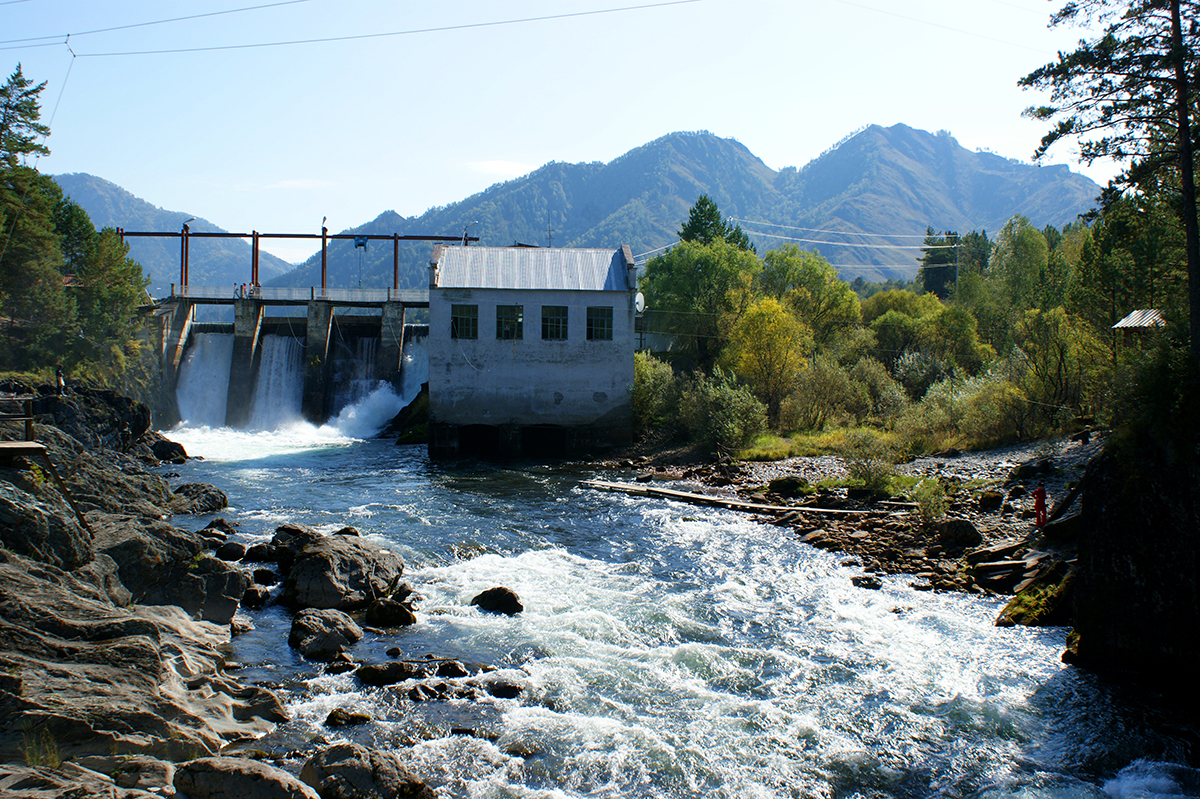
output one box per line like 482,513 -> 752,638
1170,0 -> 1200,365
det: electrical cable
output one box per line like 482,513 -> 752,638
63,1 -> 702,58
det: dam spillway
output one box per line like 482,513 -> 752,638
161,296 -> 428,429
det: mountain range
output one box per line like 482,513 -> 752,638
54,124 -> 1102,295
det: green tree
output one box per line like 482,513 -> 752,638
1020,0 -> 1200,363
918,228 -> 960,299
640,238 -> 761,371
722,296 -> 813,425
678,194 -> 755,253
0,64 -> 49,167
762,244 -> 860,342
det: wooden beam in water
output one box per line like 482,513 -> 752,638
581,480 -> 882,516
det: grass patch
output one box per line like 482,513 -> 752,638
22,726 -> 61,768
736,426 -> 903,460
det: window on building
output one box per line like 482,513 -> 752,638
586,306 -> 613,341
541,306 -> 568,340
451,305 -> 478,339
497,305 -> 523,339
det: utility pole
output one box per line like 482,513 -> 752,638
546,214 -> 555,248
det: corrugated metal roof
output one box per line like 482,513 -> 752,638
434,246 -> 631,291
1113,309 -> 1166,329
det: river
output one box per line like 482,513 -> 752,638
164,385 -> 1199,799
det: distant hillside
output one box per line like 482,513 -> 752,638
275,125 -> 1101,289
59,125 -> 1102,292
52,173 -> 293,297
769,125 -> 1102,278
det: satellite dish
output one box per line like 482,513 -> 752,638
635,292 -> 645,313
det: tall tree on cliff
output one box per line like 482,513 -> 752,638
1019,0 -> 1200,364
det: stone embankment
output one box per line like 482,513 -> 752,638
1,382 -> 445,797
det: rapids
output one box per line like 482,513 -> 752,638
164,340 -> 1200,799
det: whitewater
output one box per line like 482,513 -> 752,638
163,333 -> 1200,799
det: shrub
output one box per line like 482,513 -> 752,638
678,369 -> 766,453
782,355 -> 867,431
842,430 -> 895,491
913,478 -> 948,522
959,375 -> 1029,446
849,357 -> 908,419
632,352 -> 680,439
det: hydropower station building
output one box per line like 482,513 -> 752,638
427,245 -> 637,458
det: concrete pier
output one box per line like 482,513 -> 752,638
225,298 -> 265,427
377,301 -> 407,385
301,301 -> 334,423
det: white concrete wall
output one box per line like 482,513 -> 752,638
428,287 -> 634,429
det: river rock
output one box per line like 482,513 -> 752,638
0,549 -> 286,763
471,586 -> 523,615
355,661 -> 423,686
301,742 -> 437,799
175,757 -> 319,799
171,482 -> 229,514
242,584 -> 271,608
76,754 -> 176,792
976,490 -> 1003,511
215,541 -> 247,561
364,596 -> 417,627
244,543 -> 278,562
276,525 -> 404,610
204,517 -> 237,536
933,518 -> 982,548
289,608 -> 364,661
253,568 -> 278,586
324,708 -> 371,727
150,437 -> 188,463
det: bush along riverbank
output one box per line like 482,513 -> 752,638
0,381 -> 443,797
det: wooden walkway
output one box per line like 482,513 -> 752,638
1,399 -> 91,532
581,479 -> 887,517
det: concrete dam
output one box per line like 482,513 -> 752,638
154,290 -> 428,429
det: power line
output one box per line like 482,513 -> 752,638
0,0 -> 316,47
742,230 -> 957,249
63,1 -> 701,58
731,218 -> 934,240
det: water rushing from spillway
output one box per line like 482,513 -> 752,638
165,377 -> 1199,798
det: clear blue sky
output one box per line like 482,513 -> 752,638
3,0 -> 1111,263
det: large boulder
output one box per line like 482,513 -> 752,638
150,437 -> 188,464
276,525 -> 403,611
932,518 -> 982,549
175,757 -> 319,799
288,608 -> 363,661
171,483 -> 229,514
471,586 -> 523,615
301,743 -> 436,799
90,515 -> 249,624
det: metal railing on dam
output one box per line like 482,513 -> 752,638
163,285 -> 429,306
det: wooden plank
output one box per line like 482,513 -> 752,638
581,480 -> 877,516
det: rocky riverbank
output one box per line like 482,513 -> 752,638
600,433 -> 1103,621
1,382 -> 443,797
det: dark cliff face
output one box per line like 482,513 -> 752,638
1072,439 -> 1200,681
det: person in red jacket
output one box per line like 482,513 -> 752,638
1033,482 -> 1048,527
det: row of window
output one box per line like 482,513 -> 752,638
451,304 -> 613,341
